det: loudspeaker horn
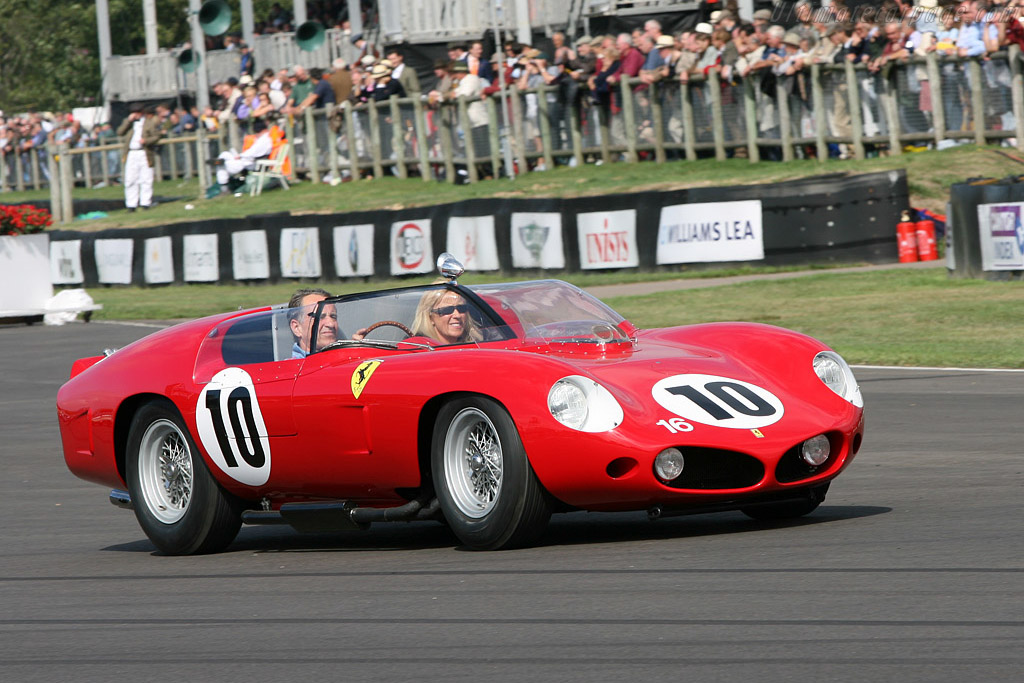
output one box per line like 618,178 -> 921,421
178,48 -> 201,73
199,0 -> 231,37
295,20 -> 326,51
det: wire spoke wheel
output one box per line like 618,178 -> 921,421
432,397 -> 552,550
444,408 -> 503,518
138,419 -> 194,524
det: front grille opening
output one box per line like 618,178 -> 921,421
776,432 -> 843,483
662,448 -> 765,490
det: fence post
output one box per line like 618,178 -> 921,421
327,104 -> 341,182
367,102 -> 384,179
412,98 -> 430,181
845,61 -> 865,160
60,143 -> 74,222
439,104 -> 456,183
968,58 -> 986,146
30,148 -> 41,190
510,86 -> 529,173
651,82 -> 666,163
168,135 -> 179,179
744,76 -> 760,163
14,146 -> 25,192
1011,45 -> 1024,153
458,96 -> 478,183
925,53 -> 945,146
196,126 -> 208,198
811,63 -> 827,162
709,70 -> 726,161
681,81 -> 696,161
778,76 -> 793,162
344,101 -> 360,182
536,85 -> 554,168
881,70 -> 902,155
83,146 -> 94,188
620,77 -> 638,163
597,101 -> 611,165
304,107 -> 321,182
46,142 -> 63,225
486,97 -> 501,179
183,132 -> 194,179
569,94 -> 584,167
390,97 -> 407,179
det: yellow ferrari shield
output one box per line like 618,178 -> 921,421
351,360 -> 382,399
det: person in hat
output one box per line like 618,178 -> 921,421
640,34 -> 678,84
117,103 -> 163,212
213,118 -> 273,193
752,9 -> 773,41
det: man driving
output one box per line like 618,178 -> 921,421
288,288 -> 338,358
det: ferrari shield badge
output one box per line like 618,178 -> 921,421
351,360 -> 382,398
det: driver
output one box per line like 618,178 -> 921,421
410,287 -> 482,345
288,288 -> 338,358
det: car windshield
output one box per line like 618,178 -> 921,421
467,280 -> 630,344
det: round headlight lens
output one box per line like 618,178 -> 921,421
813,351 -> 863,407
548,379 -> 588,429
654,447 -> 685,481
801,434 -> 831,466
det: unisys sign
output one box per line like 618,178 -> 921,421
576,209 -> 639,270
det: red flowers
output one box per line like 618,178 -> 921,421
0,204 -> 52,236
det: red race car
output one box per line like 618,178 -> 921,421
57,254 -> 864,554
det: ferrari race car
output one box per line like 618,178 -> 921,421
57,254 -> 865,554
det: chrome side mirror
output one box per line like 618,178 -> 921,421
437,252 -> 465,283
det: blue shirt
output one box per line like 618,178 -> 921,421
291,342 -> 307,359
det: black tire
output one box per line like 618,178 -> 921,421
126,399 -> 241,555
741,484 -> 829,521
432,397 -> 551,550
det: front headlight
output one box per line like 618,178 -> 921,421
813,351 -> 863,407
548,376 -> 624,432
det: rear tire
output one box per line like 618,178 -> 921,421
126,400 -> 241,555
432,397 -> 551,550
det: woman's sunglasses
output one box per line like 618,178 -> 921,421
431,304 -> 469,316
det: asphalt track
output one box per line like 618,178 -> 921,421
1,317 -> 1021,682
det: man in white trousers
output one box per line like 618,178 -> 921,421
117,104 -> 163,212
214,118 -> 273,193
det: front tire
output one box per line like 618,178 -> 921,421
126,400 -> 241,555
432,397 -> 551,550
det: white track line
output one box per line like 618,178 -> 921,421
853,364 -> 1024,373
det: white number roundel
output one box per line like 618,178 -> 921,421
196,367 -> 272,485
652,374 -> 784,429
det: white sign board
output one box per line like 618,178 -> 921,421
333,224 -> 375,277
0,233 -> 52,311
95,238 -> 134,284
183,234 -> 219,282
510,212 -> 564,269
977,202 -> 1024,270
447,216 -> 499,271
657,200 -> 764,264
280,227 -> 322,278
143,236 -> 175,284
232,230 -> 270,280
577,209 -> 639,269
50,239 -> 84,285
390,219 -> 433,275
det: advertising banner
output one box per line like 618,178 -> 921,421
50,240 -> 84,285
94,238 -> 134,284
447,216 -> 499,271
577,209 -> 639,269
143,236 -> 175,284
183,234 -> 219,282
657,200 -> 764,264
1,233 -> 51,311
977,202 -> 1024,270
232,230 -> 270,280
390,219 -> 433,275
333,224 -> 375,277
510,212 -> 564,269
280,227 -> 322,278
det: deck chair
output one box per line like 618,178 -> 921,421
250,144 -> 291,196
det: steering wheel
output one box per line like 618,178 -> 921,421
362,320 -> 412,337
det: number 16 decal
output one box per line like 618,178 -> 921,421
196,367 -> 272,485
652,374 -> 784,429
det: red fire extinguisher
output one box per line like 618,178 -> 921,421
915,218 -> 938,261
896,210 -> 918,263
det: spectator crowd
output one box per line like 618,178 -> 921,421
6,0 -> 1024,191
